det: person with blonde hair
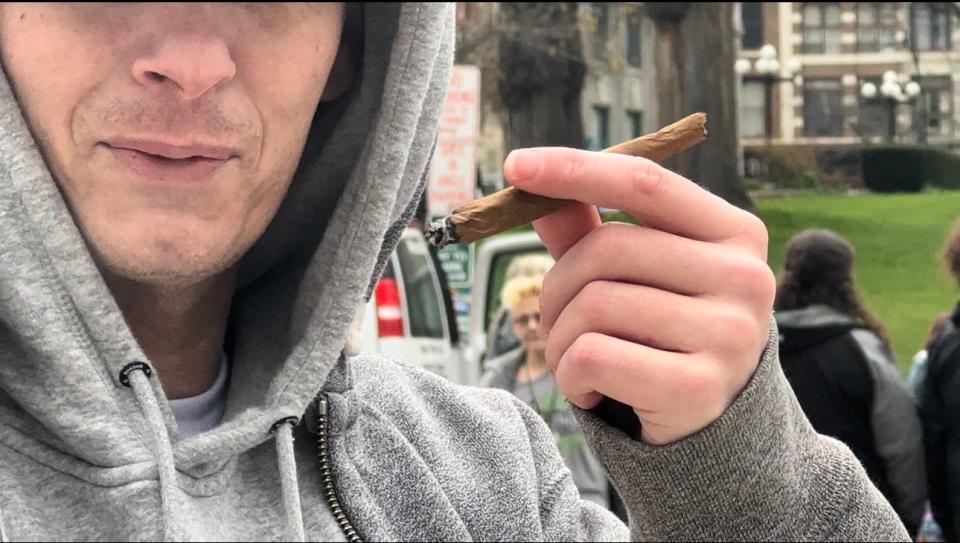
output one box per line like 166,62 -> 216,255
484,252 -> 557,361
480,262 -> 611,509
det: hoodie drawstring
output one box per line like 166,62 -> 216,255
0,501 -> 8,543
122,363 -> 180,541
121,362 -> 308,542
272,418 -> 306,542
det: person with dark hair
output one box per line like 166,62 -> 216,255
919,219 -> 960,542
775,229 -> 926,537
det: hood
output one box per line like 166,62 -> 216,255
775,305 -> 856,329
775,305 -> 860,358
0,2 -> 454,479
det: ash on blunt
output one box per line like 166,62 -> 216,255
0,2 -> 910,542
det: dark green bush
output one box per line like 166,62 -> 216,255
861,146 -> 960,193
924,149 -> 960,190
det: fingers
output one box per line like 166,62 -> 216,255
553,333 -> 728,432
543,281 -> 727,367
538,223 -> 777,333
504,147 -> 767,255
531,201 -> 601,260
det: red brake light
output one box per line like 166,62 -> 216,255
375,278 -> 405,337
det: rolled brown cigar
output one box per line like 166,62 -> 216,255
426,112 -> 708,247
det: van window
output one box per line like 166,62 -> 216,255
395,237 -> 445,339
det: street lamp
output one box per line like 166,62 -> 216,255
735,44 -> 802,143
860,70 -> 921,143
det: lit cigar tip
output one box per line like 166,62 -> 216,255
426,216 -> 459,247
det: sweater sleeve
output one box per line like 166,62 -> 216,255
571,318 -> 910,541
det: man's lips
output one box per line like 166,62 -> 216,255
103,138 -> 239,160
101,138 -> 239,183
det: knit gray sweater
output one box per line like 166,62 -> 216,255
0,3 -> 909,541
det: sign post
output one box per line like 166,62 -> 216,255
427,65 -> 481,340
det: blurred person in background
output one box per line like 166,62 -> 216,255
775,229 -> 926,537
479,261 -> 611,511
919,219 -> 960,542
908,311 -> 952,399
911,312 -> 951,542
483,253 -> 556,363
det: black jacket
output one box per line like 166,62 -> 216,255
778,306 -> 926,536
920,302 -> 960,541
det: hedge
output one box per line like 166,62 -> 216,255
861,146 -> 960,193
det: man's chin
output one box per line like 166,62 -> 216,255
89,241 -> 238,288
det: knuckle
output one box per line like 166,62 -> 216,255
676,363 -> 721,403
576,281 -> 614,320
736,212 -> 769,254
587,222 -> 635,258
717,308 -> 761,352
631,158 -> 667,199
565,332 -> 607,374
539,270 -> 558,316
753,265 -> 778,309
727,256 -> 776,302
562,150 -> 586,181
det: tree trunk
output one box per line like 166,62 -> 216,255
648,3 -> 755,211
497,3 -> 585,151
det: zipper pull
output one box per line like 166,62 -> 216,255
317,394 -> 329,418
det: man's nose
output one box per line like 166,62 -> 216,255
131,35 -> 236,101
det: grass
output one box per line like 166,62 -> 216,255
758,191 -> 960,374
501,191 -> 960,374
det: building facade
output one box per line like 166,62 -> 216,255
737,2 -> 960,182
455,3 -> 657,192
579,3 -> 658,152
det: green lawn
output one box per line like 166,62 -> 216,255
758,191 -> 960,374
505,191 -> 960,374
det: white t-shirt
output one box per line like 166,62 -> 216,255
170,356 -> 229,439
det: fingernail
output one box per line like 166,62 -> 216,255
505,150 -> 541,182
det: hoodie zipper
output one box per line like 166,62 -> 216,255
316,395 -> 363,543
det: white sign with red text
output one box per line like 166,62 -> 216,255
427,65 -> 480,219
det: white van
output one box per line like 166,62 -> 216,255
360,228 -> 469,384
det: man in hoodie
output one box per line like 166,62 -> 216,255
0,3 -> 908,541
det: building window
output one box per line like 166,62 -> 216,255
803,79 -> 844,136
742,2 -> 764,50
593,4 -> 610,59
627,110 -> 644,138
590,106 -> 610,150
741,81 -> 767,138
855,78 -> 889,138
918,77 -> 954,137
912,3 -> 952,52
627,13 -> 643,68
802,3 -> 843,54
857,3 -> 900,52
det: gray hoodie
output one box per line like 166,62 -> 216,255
0,4 -> 910,541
